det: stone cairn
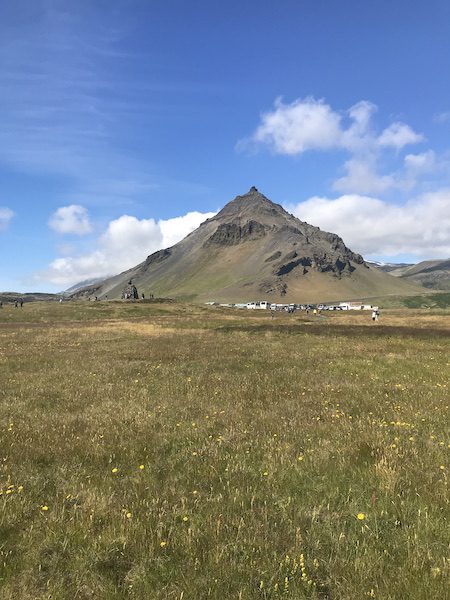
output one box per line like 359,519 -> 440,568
122,280 -> 139,300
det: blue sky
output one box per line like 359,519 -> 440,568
1,0 -> 450,292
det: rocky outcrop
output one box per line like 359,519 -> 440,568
143,248 -> 172,270
259,280 -> 288,295
122,280 -> 139,299
275,255 -> 312,276
265,251 -> 282,263
204,220 -> 268,247
273,249 -> 358,279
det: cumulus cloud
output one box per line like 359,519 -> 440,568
288,189 -> 450,258
377,122 -> 425,149
0,207 -> 14,230
404,150 -> 437,173
159,211 -> 214,248
48,205 -> 92,235
241,97 -> 428,195
38,209 -> 216,287
341,100 -> 377,151
333,158 -> 396,195
242,96 -> 423,157
247,97 -> 343,155
99,215 -> 163,262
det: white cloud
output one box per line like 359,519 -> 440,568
288,189 -> 450,258
377,122 -> 425,149
242,97 -> 428,195
37,209 -> 216,287
99,215 -> 163,262
404,150 -> 436,173
0,207 -> 14,230
333,153 -> 440,196
48,205 -> 92,235
333,158 -> 396,195
342,101 -> 377,151
159,211 -> 214,248
242,97 -> 424,157
247,97 -> 343,155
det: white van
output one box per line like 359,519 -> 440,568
247,301 -> 270,310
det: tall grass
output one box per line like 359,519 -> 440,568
0,302 -> 449,599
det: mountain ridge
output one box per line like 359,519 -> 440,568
372,259 -> 450,290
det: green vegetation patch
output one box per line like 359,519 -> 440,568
402,292 -> 450,309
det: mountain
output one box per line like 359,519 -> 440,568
72,187 -> 423,303
63,277 -> 105,296
367,261 -> 414,273
375,259 -> 450,290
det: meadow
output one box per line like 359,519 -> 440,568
0,301 -> 449,599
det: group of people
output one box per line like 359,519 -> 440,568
0,298 -> 24,308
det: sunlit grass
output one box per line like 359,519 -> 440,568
0,301 -> 449,599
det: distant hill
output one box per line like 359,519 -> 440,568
71,187 -> 423,303
63,277 -> 105,295
367,261 -> 414,274
0,292 -> 60,303
371,259 -> 450,290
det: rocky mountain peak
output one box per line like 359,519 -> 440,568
200,188 -> 365,277
212,186 -> 292,227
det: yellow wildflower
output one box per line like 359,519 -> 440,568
357,512 -> 366,520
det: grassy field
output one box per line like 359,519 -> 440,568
366,291 -> 450,309
0,301 -> 449,599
